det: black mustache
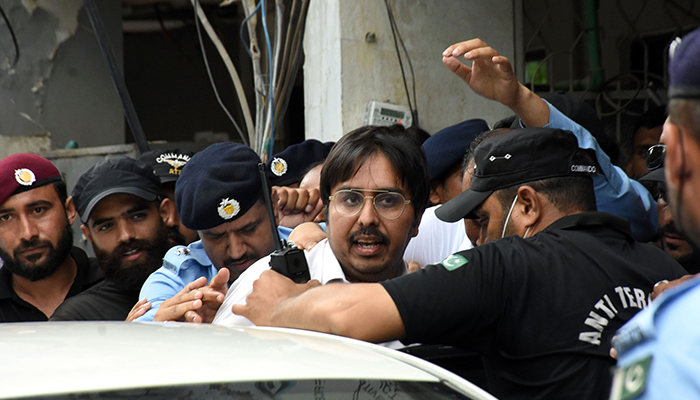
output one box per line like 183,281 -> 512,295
111,239 -> 150,259
659,223 -> 686,239
15,238 -> 51,253
349,227 -> 389,244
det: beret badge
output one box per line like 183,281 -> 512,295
14,169 -> 36,186
217,197 -> 240,220
156,152 -> 191,176
270,158 -> 288,176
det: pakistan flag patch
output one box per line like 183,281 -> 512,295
440,254 -> 468,271
610,355 -> 652,400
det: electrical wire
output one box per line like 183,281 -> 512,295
153,4 -> 173,41
193,0 -> 248,146
240,1 -> 262,59
383,0 -> 417,126
0,4 -> 19,66
386,1 -> 418,125
260,0 -> 275,157
274,0 -> 308,124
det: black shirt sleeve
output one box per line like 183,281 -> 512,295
382,242 -> 515,351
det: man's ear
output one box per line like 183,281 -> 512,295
159,198 -> 178,228
65,196 -> 78,225
429,183 -> 441,205
515,186 -> 541,230
80,224 -> 93,244
410,212 -> 423,238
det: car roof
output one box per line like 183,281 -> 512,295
0,322 -> 496,399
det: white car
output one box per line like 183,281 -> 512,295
0,322 -> 498,400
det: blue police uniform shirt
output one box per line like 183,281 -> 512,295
544,101 -> 657,241
135,227 -> 293,322
611,275 -> 700,400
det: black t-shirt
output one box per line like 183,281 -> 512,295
0,247 -> 103,322
382,212 -> 687,400
49,280 -> 140,321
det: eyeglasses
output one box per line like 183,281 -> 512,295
329,189 -> 411,220
645,144 -> 666,171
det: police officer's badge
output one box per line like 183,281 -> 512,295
175,247 -> 190,256
218,197 -> 240,220
14,168 -> 36,186
156,152 -> 191,176
270,157 -> 288,176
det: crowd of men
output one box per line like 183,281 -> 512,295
1,30 -> 699,400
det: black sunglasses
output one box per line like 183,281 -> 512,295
645,144 -> 666,171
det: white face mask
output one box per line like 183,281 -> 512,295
501,194 -> 532,239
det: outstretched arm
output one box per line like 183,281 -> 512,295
232,270 -> 406,343
151,268 -> 229,323
442,38 -> 549,127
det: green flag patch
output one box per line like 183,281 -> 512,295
610,355 -> 652,400
440,254 -> 468,271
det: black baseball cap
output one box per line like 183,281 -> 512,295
139,149 -> 195,183
639,167 -> 665,184
435,128 -> 599,222
72,157 -> 162,223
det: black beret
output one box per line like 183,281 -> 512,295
175,142 -> 263,230
421,119 -> 489,181
669,27 -> 700,99
72,157 -> 161,224
139,149 -> 195,183
266,139 -> 334,186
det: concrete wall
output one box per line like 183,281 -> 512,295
0,0 -> 123,150
304,0 -> 518,141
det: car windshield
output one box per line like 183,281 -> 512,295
21,379 -> 477,400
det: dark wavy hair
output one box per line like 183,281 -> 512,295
320,125 -> 430,222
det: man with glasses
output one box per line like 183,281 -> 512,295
213,125 -> 429,336
233,127 -> 685,400
611,27 -> 700,400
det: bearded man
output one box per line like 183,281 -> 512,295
0,153 -> 102,322
50,157 -> 171,320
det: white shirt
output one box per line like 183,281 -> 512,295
213,239 -> 407,348
403,205 -> 473,267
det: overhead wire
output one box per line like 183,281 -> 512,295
383,0 -> 418,127
274,0 -> 309,129
260,0 -> 275,157
0,4 -> 20,66
193,0 -> 248,146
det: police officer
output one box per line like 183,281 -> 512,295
132,142 -> 321,323
610,27 -> 700,400
0,154 -> 102,321
50,157 -> 169,321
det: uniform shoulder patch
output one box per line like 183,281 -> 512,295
440,254 -> 468,271
610,355 -> 653,400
